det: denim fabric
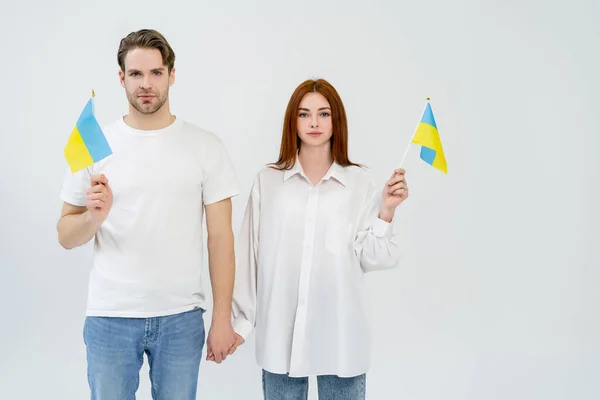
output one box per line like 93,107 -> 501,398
262,370 -> 366,400
83,307 -> 205,400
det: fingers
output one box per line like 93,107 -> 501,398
87,189 -> 108,201
206,344 -> 225,363
214,350 -> 225,363
87,176 -> 112,207
89,184 -> 108,194
228,335 -> 244,355
87,185 -> 109,207
388,175 -> 405,185
390,168 -> 405,178
393,188 -> 408,197
388,182 -> 407,194
86,200 -> 105,209
91,174 -> 108,186
387,169 -> 406,188
90,174 -> 112,195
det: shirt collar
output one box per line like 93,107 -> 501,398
283,153 -> 347,187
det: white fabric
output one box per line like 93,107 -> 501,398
232,157 -> 402,377
60,116 -> 239,318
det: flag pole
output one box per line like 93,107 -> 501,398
399,97 -> 430,168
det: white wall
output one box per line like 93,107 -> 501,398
1,0 -> 598,399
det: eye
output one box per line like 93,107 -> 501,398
154,71 -> 162,75
320,112 -> 330,117
298,112 -> 309,118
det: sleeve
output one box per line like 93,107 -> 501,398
352,179 -> 403,272
59,166 -> 92,207
202,137 -> 240,205
231,175 -> 260,340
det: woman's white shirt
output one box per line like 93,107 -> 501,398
232,159 -> 402,377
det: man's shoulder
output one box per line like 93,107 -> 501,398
177,120 -> 226,147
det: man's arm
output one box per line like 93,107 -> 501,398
206,197 -> 236,321
205,197 -> 236,363
57,203 -> 100,249
57,174 -> 112,250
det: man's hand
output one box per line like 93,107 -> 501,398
206,320 -> 236,363
57,173 -> 112,250
86,174 -> 113,225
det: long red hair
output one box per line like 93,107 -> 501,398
271,78 -> 362,170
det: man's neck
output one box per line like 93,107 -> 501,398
298,144 -> 333,185
124,104 -> 175,131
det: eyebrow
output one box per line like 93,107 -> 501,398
298,107 -> 331,111
127,67 -> 165,73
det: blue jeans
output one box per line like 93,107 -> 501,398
262,370 -> 366,400
83,307 -> 205,400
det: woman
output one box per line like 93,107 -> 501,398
229,78 -> 408,399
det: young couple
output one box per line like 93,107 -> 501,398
57,28 -> 408,400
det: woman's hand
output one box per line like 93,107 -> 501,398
379,168 -> 409,222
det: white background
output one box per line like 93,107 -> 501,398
1,0 -> 598,399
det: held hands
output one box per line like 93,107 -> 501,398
379,168 -> 409,222
206,320 -> 238,363
86,174 -> 113,225
206,323 -> 245,364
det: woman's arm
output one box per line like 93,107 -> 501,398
231,176 -> 261,341
353,170 -> 408,272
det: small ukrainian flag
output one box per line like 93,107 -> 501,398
411,99 -> 447,174
64,90 -> 112,173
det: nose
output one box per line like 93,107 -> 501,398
310,117 -> 318,128
140,75 -> 152,89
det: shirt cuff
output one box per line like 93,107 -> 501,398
60,191 -> 87,207
203,188 -> 240,205
232,316 -> 254,340
372,216 -> 393,237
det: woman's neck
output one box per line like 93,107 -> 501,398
298,144 -> 333,185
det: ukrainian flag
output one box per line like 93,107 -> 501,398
64,91 -> 112,173
412,101 -> 447,174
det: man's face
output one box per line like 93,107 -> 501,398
119,47 -> 175,115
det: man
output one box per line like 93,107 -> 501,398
57,29 -> 238,399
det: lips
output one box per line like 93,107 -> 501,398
138,93 -> 155,100
307,132 -> 322,137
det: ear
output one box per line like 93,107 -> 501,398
118,70 -> 125,88
169,66 -> 176,86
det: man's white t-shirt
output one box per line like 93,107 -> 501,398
60,116 -> 239,318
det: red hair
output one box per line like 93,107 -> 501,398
271,78 -> 362,170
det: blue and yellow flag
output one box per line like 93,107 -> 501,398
412,100 -> 447,174
64,91 -> 112,173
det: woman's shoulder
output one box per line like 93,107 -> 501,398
247,164 -> 286,188
256,164 -> 285,178
341,164 -> 375,185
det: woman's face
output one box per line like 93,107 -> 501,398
296,92 -> 333,148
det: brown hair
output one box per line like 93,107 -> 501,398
271,78 -> 362,170
117,29 -> 176,72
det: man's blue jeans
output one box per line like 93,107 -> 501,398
83,307 -> 205,400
